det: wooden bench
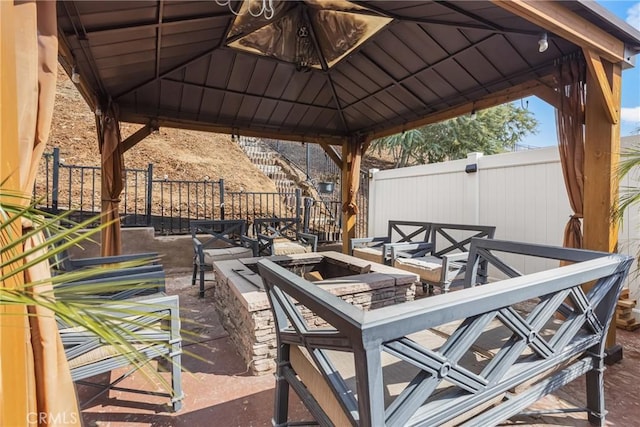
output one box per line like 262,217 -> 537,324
257,238 -> 632,426
190,219 -> 252,298
390,223 -> 496,294
350,220 -> 432,264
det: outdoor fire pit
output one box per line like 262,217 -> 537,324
212,251 -> 419,375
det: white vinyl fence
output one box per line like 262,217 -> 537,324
368,136 -> 640,314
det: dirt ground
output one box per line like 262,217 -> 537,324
48,66 -> 276,194
46,66 -> 393,197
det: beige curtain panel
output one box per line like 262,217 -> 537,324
2,1 -> 81,425
555,56 -> 587,250
99,104 -> 125,257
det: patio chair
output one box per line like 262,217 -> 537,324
59,292 -> 184,412
55,268 -> 167,301
44,227 -> 161,274
350,220 -> 432,265
243,217 -> 318,257
190,219 -> 253,297
390,223 -> 496,294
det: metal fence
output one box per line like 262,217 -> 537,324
34,147 -> 368,240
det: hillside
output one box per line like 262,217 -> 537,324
46,66 -> 392,194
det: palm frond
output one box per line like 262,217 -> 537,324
0,193 -> 184,401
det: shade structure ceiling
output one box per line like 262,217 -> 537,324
57,1 -> 640,145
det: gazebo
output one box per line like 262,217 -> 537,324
54,0 -> 640,256
2,0 -> 640,424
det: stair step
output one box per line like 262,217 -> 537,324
238,137 -> 306,196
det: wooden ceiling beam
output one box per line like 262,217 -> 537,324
583,48 -> 619,124
121,114 -> 345,146
121,122 -> 158,153
368,76 -> 554,140
318,142 -> 343,169
531,84 -> 560,109
492,0 -> 626,64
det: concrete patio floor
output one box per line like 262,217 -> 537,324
79,273 -> 640,427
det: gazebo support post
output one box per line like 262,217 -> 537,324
341,139 -> 355,254
341,135 -> 370,254
495,0 -> 628,363
583,55 -> 622,363
98,116 -> 157,257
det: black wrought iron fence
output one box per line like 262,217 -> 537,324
34,148 -> 370,240
150,174 -> 225,234
226,190 -> 300,234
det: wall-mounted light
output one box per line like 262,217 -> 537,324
71,66 -> 80,84
95,107 -> 102,117
465,164 -> 478,174
538,33 -> 548,53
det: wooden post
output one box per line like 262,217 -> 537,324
583,55 -> 622,362
341,140 -> 356,254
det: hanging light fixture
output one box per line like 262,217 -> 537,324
224,1 -> 392,71
215,0 -> 276,19
538,32 -> 549,53
470,108 -> 477,120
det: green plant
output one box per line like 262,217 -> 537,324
318,173 -> 339,183
371,103 -> 538,167
615,129 -> 640,223
0,192 -> 181,404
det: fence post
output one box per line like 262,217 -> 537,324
303,197 -> 312,233
295,188 -> 302,233
366,168 -> 378,237
52,147 -> 60,212
146,163 -> 153,226
219,179 -> 225,220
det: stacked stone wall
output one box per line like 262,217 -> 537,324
213,267 -> 416,375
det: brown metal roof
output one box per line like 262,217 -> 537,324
57,1 -> 640,144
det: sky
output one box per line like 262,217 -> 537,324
518,1 -> 640,147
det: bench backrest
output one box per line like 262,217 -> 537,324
429,222 -> 496,257
386,220 -> 432,243
189,219 -> 247,247
252,217 -> 300,240
258,239 -> 632,426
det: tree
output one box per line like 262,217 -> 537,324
371,103 -> 538,167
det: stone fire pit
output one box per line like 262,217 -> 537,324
212,251 -> 419,375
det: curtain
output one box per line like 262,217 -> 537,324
99,104 -> 124,257
555,56 -> 587,249
5,0 -> 82,425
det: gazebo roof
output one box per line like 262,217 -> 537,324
57,1 -> 640,144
